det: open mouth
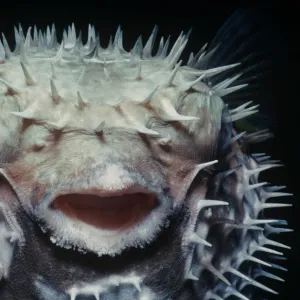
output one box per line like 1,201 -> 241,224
51,191 -> 158,231
36,179 -> 171,256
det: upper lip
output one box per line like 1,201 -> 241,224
45,185 -> 157,206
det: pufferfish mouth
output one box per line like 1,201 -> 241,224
51,189 -> 158,230
36,180 -> 172,256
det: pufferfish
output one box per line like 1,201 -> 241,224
0,8 -> 293,300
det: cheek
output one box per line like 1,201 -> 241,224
3,162 -> 49,212
165,157 -> 213,205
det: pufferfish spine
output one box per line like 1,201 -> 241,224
0,16 -> 292,300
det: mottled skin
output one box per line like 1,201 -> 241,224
0,20 -> 292,300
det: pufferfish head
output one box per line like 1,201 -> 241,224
0,9 -> 293,300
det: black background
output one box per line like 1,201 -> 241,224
0,2 -> 298,299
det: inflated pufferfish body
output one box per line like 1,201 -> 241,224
0,9 -> 292,300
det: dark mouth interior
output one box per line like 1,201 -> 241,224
52,192 -> 157,230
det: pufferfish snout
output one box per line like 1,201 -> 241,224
0,9 -> 293,300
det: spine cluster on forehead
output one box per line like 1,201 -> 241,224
0,23 -> 293,300
0,24 -> 245,142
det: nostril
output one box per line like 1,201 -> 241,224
51,192 -> 158,230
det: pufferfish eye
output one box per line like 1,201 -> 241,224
0,8 -> 293,300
